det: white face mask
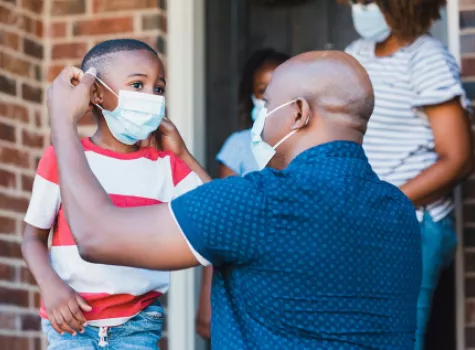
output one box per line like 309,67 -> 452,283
93,75 -> 165,145
351,3 -> 391,43
251,99 -> 307,170
251,95 -> 265,122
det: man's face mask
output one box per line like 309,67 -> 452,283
251,95 -> 265,122
93,75 -> 166,145
251,99 -> 308,170
351,3 -> 390,43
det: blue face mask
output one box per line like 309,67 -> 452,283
94,76 -> 165,145
351,3 -> 391,43
251,99 -> 308,170
251,95 -> 265,122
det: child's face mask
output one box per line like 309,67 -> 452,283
93,75 -> 166,145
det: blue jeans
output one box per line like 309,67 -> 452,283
414,213 -> 457,350
42,301 -> 164,350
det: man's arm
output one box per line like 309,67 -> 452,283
47,67 -> 201,270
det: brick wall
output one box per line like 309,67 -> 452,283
0,0 -> 167,349
461,0 -> 475,348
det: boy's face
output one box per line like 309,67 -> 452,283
92,49 -> 166,112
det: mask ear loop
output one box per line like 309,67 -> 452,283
84,72 -> 119,110
272,116 -> 310,151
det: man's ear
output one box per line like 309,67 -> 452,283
291,97 -> 311,130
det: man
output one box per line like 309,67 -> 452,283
47,51 -> 421,349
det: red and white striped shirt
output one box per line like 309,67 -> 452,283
24,138 -> 202,327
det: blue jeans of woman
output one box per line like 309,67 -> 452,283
41,301 -> 164,350
414,213 -> 457,350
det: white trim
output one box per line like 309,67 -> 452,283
168,203 -> 211,266
167,1 -> 206,350
446,1 -> 465,349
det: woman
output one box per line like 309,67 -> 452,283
346,1 -> 474,348
195,49 -> 290,340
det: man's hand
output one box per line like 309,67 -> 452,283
42,279 -> 92,336
196,297 -> 212,340
47,66 -> 97,126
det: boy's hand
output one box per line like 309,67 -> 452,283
47,66 -> 96,126
42,280 -> 92,336
158,118 -> 189,158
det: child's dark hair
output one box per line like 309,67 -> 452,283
238,49 -> 290,129
81,39 -> 157,77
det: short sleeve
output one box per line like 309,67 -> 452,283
169,175 -> 267,266
410,40 -> 469,110
24,146 -> 61,229
216,132 -> 245,175
168,153 -> 203,199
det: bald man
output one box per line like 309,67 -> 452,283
46,51 -> 421,349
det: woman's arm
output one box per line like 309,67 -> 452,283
400,98 -> 474,207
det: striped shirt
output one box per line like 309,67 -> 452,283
346,34 -> 468,222
24,138 -> 202,327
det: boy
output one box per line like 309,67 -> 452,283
21,39 -> 202,349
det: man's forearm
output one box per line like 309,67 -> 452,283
50,122 -> 112,243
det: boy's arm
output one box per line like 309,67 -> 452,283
21,146 -> 91,336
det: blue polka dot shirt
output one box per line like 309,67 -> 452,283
171,141 -> 422,349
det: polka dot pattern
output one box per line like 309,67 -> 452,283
171,141 -> 422,349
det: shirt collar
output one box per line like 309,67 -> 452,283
288,141 -> 367,169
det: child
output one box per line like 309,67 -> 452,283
21,39 -> 202,349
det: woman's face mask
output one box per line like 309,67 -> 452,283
351,3 -> 391,43
94,76 -> 166,145
251,95 -> 266,122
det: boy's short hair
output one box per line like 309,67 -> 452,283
81,39 -> 158,76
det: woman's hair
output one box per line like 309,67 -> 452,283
376,0 -> 446,41
238,49 -> 290,129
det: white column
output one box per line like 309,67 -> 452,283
446,1 -> 465,349
167,1 -> 206,350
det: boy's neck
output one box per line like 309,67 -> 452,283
91,125 -> 140,154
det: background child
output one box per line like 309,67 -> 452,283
21,39 -> 202,349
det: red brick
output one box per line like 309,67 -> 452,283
0,102 -> 29,123
0,147 -> 30,168
0,29 -> 20,50
33,337 -> 44,350
0,75 -> 16,96
142,13 -> 160,31
0,5 -> 17,27
24,37 -> 43,59
0,168 -> 16,189
47,64 -> 64,82
34,110 -> 42,127
0,312 -> 16,330
73,17 -> 134,36
22,129 -> 44,148
0,263 -> 15,281
94,0 -> 157,12
47,21 -> 67,38
22,0 -> 44,13
33,291 -> 41,308
22,83 -> 43,103
21,174 -> 34,192
159,337 -> 168,350
0,240 -> 22,259
0,52 -> 32,78
463,57 -> 475,77
52,42 -> 87,60
0,337 -> 29,350
21,314 -> 40,331
160,14 -> 167,33
51,0 -> 85,16
0,122 -> 16,143
0,215 -> 16,234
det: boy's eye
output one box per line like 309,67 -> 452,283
130,82 -> 143,89
154,86 -> 165,95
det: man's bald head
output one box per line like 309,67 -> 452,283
261,51 -> 374,169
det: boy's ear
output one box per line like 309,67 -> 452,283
90,82 -> 103,106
